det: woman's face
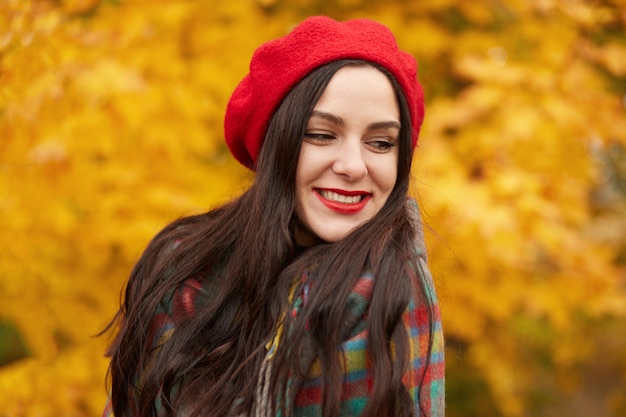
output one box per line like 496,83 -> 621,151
294,65 -> 400,244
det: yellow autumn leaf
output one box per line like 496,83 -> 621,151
2,1 -> 626,416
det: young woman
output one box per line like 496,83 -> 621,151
104,16 -> 445,417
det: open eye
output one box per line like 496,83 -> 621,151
367,139 -> 396,152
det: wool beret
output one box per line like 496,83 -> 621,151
224,16 -> 425,169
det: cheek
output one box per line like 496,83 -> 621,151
389,170 -> 399,191
294,145 -> 326,193
294,146 -> 309,187
376,157 -> 399,195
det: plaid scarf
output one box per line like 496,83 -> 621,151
103,246 -> 445,417
254,255 -> 445,417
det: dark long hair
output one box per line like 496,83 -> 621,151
106,59 -> 434,417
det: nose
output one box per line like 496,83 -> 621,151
331,140 -> 368,180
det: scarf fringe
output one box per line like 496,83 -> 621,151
253,356 -> 273,417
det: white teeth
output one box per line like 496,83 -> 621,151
319,190 -> 362,204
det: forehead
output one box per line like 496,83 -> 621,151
312,65 -> 400,121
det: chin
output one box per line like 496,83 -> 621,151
315,225 -> 359,243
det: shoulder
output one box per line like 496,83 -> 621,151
129,213 -> 218,326
149,213 -> 209,257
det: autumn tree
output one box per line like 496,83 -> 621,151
1,0 -> 625,416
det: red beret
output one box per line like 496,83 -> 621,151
224,16 -> 425,169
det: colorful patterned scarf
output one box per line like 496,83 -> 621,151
253,254 -> 445,417
103,233 -> 445,417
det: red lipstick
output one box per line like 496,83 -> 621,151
314,189 -> 371,214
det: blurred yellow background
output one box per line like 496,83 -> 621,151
1,0 -> 625,416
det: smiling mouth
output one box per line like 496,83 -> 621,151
314,189 -> 372,215
318,189 -> 365,204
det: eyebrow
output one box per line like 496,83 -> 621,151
309,110 -> 401,131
